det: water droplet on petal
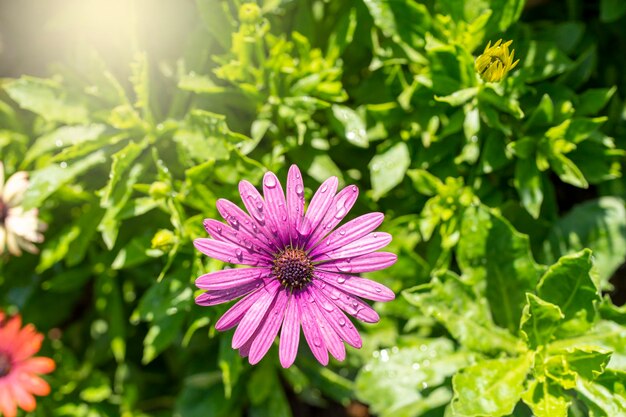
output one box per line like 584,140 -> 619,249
337,276 -> 346,284
338,317 -> 346,326
295,184 -> 304,195
320,184 -> 328,193
335,207 -> 347,219
375,286 -> 382,293
337,264 -> 352,273
339,230 -> 346,236
235,248 -> 243,260
313,337 -> 322,347
264,175 -> 277,188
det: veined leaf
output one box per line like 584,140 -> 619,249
521,379 -> 569,417
451,353 -> 533,417
520,293 -> 564,349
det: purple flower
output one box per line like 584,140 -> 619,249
193,165 -> 396,367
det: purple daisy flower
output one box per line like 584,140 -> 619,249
193,165 -> 396,367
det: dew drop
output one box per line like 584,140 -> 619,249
374,286 -> 382,293
335,207 -> 347,219
339,230 -> 346,236
55,139 -> 63,147
264,175 -> 277,188
313,337 -> 322,347
338,317 -> 346,326
295,184 -> 304,195
337,276 -> 346,284
235,248 -> 243,260
337,264 -> 352,273
320,184 -> 328,193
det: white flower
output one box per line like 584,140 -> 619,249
0,163 -> 46,256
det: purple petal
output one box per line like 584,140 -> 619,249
279,294 -> 301,368
307,285 -> 362,348
238,180 -> 283,249
286,165 -> 305,243
298,177 -> 338,238
215,198 -> 277,253
307,292 -> 346,361
315,271 -> 395,301
296,291 -> 329,365
249,288 -> 289,364
262,171 -> 290,246
312,280 -> 380,323
203,219 -> 273,259
195,282 -> 259,306
309,212 -> 384,258
312,232 -> 391,262
215,280 -> 279,330
194,238 -> 269,266
308,185 -> 359,246
317,252 -> 398,274
195,267 -> 270,290
232,282 -> 280,349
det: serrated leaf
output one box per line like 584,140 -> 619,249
537,249 -> 600,324
520,293 -> 564,349
457,205 -> 544,332
451,354 -> 532,417
4,76 -> 89,124
403,273 -> 522,355
576,370 -> 626,416
542,197 -> 626,290
24,124 -> 107,166
369,142 -> 410,200
521,379 -> 569,417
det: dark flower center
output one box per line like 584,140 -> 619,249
273,247 -> 313,290
0,199 -> 7,225
0,351 -> 11,378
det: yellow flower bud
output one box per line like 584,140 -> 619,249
151,229 -> 176,252
239,3 -> 261,25
475,39 -> 519,82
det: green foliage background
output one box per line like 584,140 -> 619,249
1,0 -> 626,416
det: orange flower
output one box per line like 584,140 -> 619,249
0,312 -> 55,417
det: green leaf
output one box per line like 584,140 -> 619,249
196,0 -> 235,49
22,150 -> 107,210
219,335 -> 242,399
403,273 -> 522,355
520,293 -> 564,349
100,140 -> 146,208
451,354 -> 532,417
564,347 -> 612,381
542,197 -> 626,290
434,88 -> 479,107
94,273 -> 126,362
355,339 -> 473,417
457,205 -> 544,332
330,105 -> 368,148
576,370 -> 626,416
521,380 -> 569,417
537,249 -> 600,324
524,94 -> 554,130
24,124 -> 107,166
3,76 -> 89,124
369,142 -> 411,200
514,157 -> 544,218
576,87 -> 617,116
362,0 -> 431,52
600,0 -> 626,22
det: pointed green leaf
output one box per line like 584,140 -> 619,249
514,157 -> 544,218
576,370 -> 626,416
520,293 -> 564,349
331,105 -> 368,148
537,249 -> 600,324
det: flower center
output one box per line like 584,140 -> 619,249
272,247 -> 313,290
0,199 -> 7,225
0,351 -> 11,378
